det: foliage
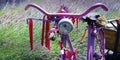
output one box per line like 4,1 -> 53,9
0,0 -> 120,60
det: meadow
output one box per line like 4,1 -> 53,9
0,0 -> 120,60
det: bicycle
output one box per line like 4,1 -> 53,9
81,13 -> 109,60
25,3 -> 108,60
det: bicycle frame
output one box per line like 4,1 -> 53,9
25,3 -> 108,60
87,21 -> 106,60
81,12 -> 108,60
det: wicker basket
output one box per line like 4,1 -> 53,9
105,28 -> 120,52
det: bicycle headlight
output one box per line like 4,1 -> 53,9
58,18 -> 74,34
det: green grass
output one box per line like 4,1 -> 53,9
0,1 -> 120,60
0,3 -> 61,59
0,7 -> 85,60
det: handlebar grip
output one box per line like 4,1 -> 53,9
94,3 -> 108,11
25,3 -> 49,15
81,3 -> 108,16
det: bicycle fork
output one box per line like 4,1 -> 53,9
60,34 -> 77,60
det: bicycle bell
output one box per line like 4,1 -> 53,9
58,18 -> 74,34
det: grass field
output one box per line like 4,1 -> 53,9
0,0 -> 120,60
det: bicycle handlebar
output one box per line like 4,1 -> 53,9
80,3 -> 108,16
25,3 -> 49,15
25,3 -> 108,17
